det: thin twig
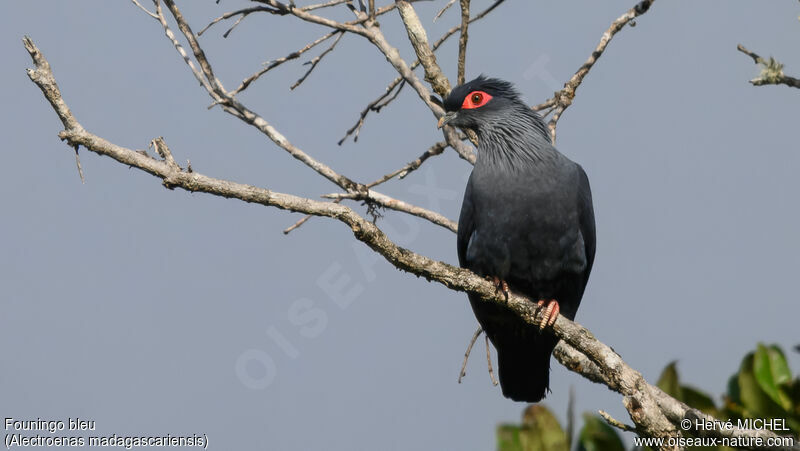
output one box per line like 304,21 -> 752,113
150,137 -> 179,171
599,410 -> 637,432
457,0 -> 470,85
130,0 -> 158,18
737,44 -> 800,89
458,327 -> 482,383
338,80 -> 405,144
284,140 -> 447,234
251,0 -> 371,35
291,32 -> 344,90
226,5 -> 398,98
373,140 -> 447,184
73,146 -> 85,183
231,31 -> 340,96
301,0 -> 352,12
534,0 -> 657,143
485,334 -> 498,386
197,6 -> 282,37
433,0 -> 457,22
322,189 -> 457,233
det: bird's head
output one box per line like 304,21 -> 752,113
437,76 -> 524,132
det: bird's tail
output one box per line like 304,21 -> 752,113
495,333 -> 558,403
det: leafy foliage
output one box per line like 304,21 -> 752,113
497,405 -> 569,451
496,344 -> 799,451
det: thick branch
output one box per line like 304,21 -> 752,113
394,0 -> 451,97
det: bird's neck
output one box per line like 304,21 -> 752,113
475,108 -> 557,170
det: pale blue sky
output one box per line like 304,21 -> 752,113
2,1 -> 799,450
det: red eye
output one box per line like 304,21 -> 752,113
461,90 -> 492,109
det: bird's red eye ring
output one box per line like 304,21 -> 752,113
462,90 -> 492,109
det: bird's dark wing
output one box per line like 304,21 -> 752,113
577,165 -> 596,286
457,177 -> 475,267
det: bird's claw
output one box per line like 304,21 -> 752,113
536,299 -> 560,331
488,276 -> 509,300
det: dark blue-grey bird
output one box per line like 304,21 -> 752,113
439,76 -> 596,402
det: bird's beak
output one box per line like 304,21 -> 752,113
437,111 -> 458,129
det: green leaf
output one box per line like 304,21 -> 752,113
726,373 -> 741,406
737,352 -> 785,418
497,405 -> 568,451
497,424 -> 524,451
656,361 -> 682,399
655,361 -> 719,416
753,344 -> 793,410
682,386 -> 719,417
576,413 -> 624,451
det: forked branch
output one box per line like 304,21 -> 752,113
532,0 -> 656,143
737,44 -> 800,89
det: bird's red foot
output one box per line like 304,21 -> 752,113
487,276 -> 509,300
536,299 -> 560,330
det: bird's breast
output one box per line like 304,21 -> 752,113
465,163 -> 586,283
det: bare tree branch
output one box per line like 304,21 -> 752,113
458,327 -> 482,383
382,1 -> 479,161
232,30 -> 341,96
284,140 -> 447,234
457,0 -> 470,85
737,44 -> 800,89
599,410 -> 637,432
302,0 -> 353,12
130,0 -> 158,19
251,0 -> 372,35
197,6 -> 282,37
395,0 -> 451,97
339,0 -> 504,152
338,80 -> 406,145
532,0 -> 656,143
434,0 -> 457,22
322,189 -> 457,232
291,31 -> 344,90
485,334 -> 499,386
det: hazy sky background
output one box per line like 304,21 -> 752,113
2,1 -> 799,450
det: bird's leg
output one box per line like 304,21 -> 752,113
487,276 -> 509,300
536,299 -> 560,331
